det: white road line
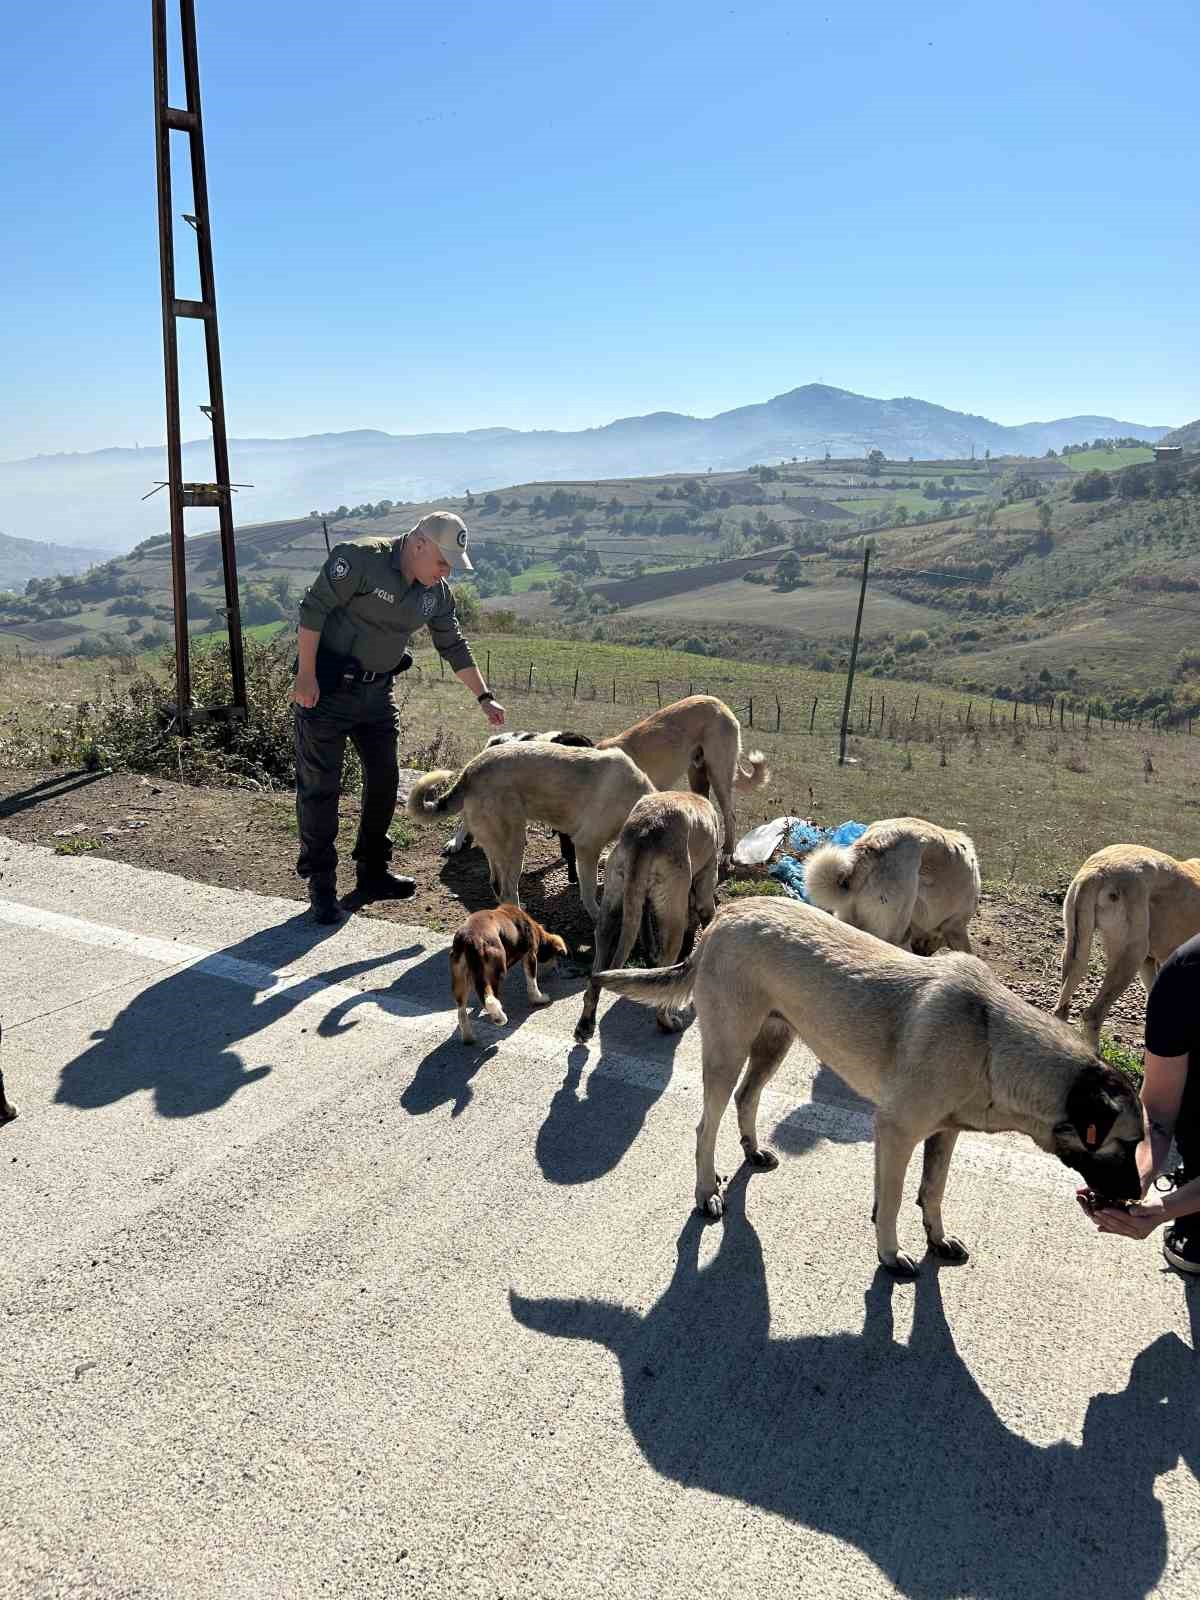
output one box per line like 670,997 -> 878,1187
0,894 -> 1069,1195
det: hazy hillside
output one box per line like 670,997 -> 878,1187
0,529 -> 110,593
1160,417 -> 1200,449
0,383 -> 1169,551
5,448 -> 1200,720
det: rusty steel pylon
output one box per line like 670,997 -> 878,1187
151,0 -> 247,727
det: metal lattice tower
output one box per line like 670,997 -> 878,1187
151,0 -> 247,726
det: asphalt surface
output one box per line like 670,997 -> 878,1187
1,833 -> 1198,1600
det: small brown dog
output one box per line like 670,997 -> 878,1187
449,905 -> 568,1044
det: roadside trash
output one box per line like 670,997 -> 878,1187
769,819 -> 868,901
732,816 -> 798,867
52,824 -> 89,837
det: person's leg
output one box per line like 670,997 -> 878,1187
349,684 -> 414,900
1163,1054 -> 1200,1272
294,700 -> 351,922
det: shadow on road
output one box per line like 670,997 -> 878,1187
512,1171 -> 1197,1600
55,911 -> 423,1119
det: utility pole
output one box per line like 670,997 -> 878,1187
838,535 -> 875,766
151,0 -> 247,728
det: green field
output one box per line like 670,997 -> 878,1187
621,578 -> 943,638
1062,447 -> 1154,472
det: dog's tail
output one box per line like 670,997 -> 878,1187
802,840 -> 858,912
593,945 -> 700,1013
734,746 -> 770,791
1062,867 -> 1103,967
407,767 -> 466,818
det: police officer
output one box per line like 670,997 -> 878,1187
292,510 -> 506,924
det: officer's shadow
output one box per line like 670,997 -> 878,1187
56,912 -> 420,1119
512,1172 -> 1197,1600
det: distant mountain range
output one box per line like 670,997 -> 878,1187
0,529 -> 111,594
0,384 -> 1172,553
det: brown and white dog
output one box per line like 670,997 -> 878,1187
443,730 -> 595,883
449,904 -> 568,1044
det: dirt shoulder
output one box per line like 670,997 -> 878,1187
0,765 -> 1147,1049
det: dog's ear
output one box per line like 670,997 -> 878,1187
1059,1064 -> 1125,1151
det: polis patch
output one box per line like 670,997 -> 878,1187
329,555 -> 351,581
420,590 -> 438,618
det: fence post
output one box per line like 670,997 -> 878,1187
776,693 -> 782,732
612,676 -> 617,704
838,537 -> 874,765
867,694 -> 873,731
912,695 -> 920,723
748,696 -> 754,728
1012,699 -> 1018,724
809,696 -> 818,733
485,649 -> 491,683
966,700 -> 972,728
654,680 -> 661,707
573,667 -> 579,700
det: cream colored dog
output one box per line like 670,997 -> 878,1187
574,791 -> 721,1043
1054,844 -> 1200,1049
596,695 -> 769,863
593,897 -> 1144,1277
407,742 -> 655,920
804,816 -> 981,953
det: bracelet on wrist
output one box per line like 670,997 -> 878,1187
477,690 -> 495,704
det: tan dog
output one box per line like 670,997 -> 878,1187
449,904 -> 568,1044
596,695 -> 769,863
574,792 -> 721,1043
408,742 -> 655,919
593,897 -> 1144,1277
1054,844 -> 1200,1049
804,817 -> 981,953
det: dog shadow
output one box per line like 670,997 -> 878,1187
769,1062 -> 875,1156
535,998 -> 686,1186
511,1172 -> 1196,1600
54,914 -> 416,1119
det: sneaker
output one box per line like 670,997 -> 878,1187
1162,1227 -> 1200,1275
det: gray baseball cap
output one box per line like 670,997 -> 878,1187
410,511 -> 474,571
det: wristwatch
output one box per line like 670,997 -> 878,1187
477,690 -> 495,704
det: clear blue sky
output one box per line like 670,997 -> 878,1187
4,0 -> 1197,460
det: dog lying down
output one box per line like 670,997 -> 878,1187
449,904 -> 568,1044
591,897 -> 1144,1277
443,730 -> 595,883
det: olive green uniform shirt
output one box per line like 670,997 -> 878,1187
297,537 -> 475,674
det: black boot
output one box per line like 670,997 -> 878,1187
355,865 -> 416,901
308,877 -> 347,925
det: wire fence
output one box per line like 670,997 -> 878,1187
414,650 -> 1199,740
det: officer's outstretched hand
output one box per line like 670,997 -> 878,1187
483,698 -> 506,728
292,671 -> 321,709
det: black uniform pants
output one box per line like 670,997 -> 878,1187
1171,1057 -> 1199,1242
293,679 -> 400,882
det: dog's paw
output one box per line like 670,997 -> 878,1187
742,1142 -> 779,1172
698,1190 -> 725,1221
881,1250 -> 920,1280
655,1009 -> 687,1034
928,1235 -> 970,1264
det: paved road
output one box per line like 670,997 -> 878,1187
1,834 -> 1197,1600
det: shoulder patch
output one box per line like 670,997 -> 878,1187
329,554 -> 351,581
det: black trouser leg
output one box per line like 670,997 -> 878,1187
1170,1056 -> 1199,1241
349,689 -> 401,871
294,704 -> 349,882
